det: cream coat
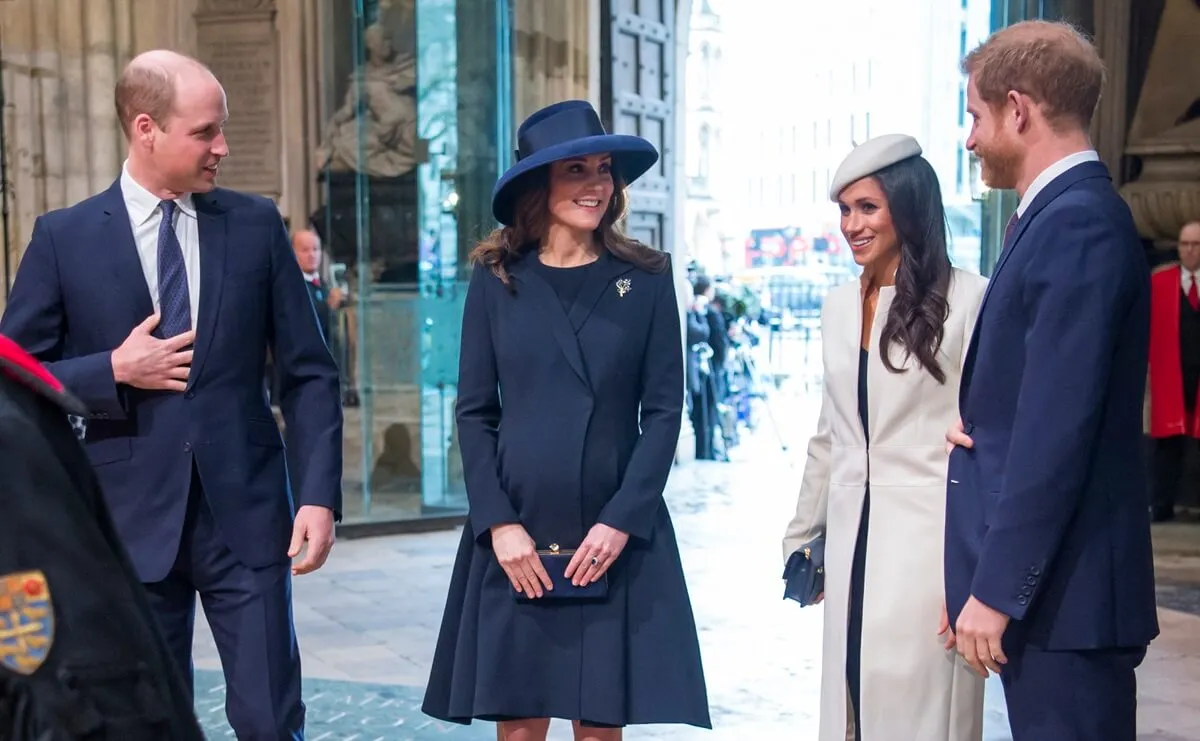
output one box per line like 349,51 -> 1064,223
783,268 -> 988,741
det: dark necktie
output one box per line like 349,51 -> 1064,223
1188,274 -> 1199,312
156,200 -> 192,338
1003,211 -> 1019,247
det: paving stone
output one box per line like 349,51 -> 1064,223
194,670 -> 492,739
189,386 -> 1200,739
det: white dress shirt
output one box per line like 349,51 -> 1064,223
119,161 -> 201,323
1183,269 -> 1199,295
1016,149 -> 1101,218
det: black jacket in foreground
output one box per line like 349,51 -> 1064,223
0,336 -> 204,741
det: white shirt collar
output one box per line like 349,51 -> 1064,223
1016,150 -> 1100,218
120,160 -> 197,225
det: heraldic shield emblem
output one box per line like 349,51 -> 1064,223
0,570 -> 54,675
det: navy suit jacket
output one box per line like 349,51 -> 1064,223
0,181 -> 343,582
945,160 -> 1159,651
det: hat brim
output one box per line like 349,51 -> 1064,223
491,134 -> 659,226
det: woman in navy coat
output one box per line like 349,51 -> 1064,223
421,100 -> 711,740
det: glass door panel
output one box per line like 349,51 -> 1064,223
313,0 -> 509,524
977,0 -> 1095,274
415,0 -> 510,513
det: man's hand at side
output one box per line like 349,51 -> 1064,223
289,505 -> 335,575
955,595 -> 1010,677
111,314 -> 195,392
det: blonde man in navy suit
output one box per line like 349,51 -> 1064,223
946,21 -> 1158,741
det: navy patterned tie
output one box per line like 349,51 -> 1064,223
1003,212 -> 1019,249
156,200 -> 192,338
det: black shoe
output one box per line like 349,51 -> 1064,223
1151,506 -> 1176,523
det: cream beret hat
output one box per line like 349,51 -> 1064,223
829,134 -> 923,201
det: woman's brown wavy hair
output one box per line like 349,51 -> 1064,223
470,167 -> 668,287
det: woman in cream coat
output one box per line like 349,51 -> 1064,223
782,135 -> 987,741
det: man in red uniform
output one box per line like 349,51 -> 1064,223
1148,220 -> 1200,521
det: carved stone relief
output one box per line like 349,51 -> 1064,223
314,20 -> 419,179
194,0 -> 282,199
1117,0 -> 1200,247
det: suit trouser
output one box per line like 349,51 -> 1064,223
144,464 -> 305,740
999,643 -> 1145,741
1153,433 -> 1195,512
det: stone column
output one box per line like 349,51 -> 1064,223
275,0 -> 320,227
1,0 -> 177,310
193,0 -> 282,205
455,0 -> 502,276
1090,0 -> 1132,184
164,0 -> 201,56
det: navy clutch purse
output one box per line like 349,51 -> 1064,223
782,536 -> 825,606
513,543 -> 609,601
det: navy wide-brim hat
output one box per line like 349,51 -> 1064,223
491,100 -> 659,227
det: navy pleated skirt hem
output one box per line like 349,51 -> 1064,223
422,705 -> 713,730
421,519 -> 712,731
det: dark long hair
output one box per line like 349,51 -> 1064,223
873,156 -> 953,384
470,167 -> 668,286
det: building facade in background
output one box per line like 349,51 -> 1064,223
724,0 -> 991,275
1,0 -> 1195,526
682,0 -> 730,274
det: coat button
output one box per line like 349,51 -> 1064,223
185,391 -> 195,399
183,442 -> 192,453
1030,567 -> 1041,577
963,421 -> 975,434
1018,596 -> 1029,605
1025,576 -> 1036,585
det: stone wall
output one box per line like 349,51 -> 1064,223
0,0 -> 189,311
0,0 -> 320,313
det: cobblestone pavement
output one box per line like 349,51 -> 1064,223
191,384 -> 1200,740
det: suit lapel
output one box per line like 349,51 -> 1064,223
961,215 -> 1028,391
977,161 -> 1111,314
568,250 -> 634,332
511,249 -> 640,390
963,161 -> 1112,398
978,221 -> 1024,308
98,180 -> 155,326
510,251 -> 590,389
188,193 -> 227,389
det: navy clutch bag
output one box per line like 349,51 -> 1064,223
513,543 -> 609,601
782,536 -> 825,607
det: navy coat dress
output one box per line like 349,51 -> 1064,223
422,249 -> 711,729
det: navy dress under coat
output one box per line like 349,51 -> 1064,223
422,249 -> 711,729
